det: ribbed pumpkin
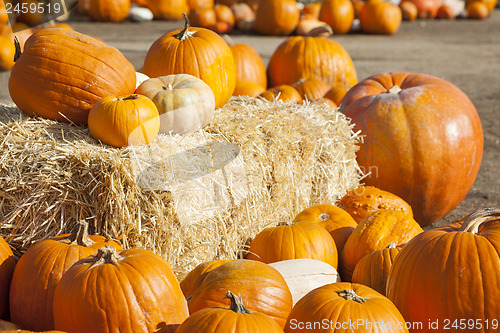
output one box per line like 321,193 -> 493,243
293,204 -> 357,255
146,0 -> 189,20
338,186 -> 414,223
340,209 -> 423,281
9,28 -> 136,125
319,0 -> 355,34
386,208 -> 500,333
339,72 -> 484,226
246,222 -> 338,268
225,36 -> 267,89
351,242 -> 403,296
260,85 -> 303,104
180,259 -> 232,299
0,235 -> 15,320
184,259 -> 293,328
324,84 -> 351,106
267,35 -> 357,88
254,0 -> 299,36
53,246 -> 189,333
359,0 -> 402,34
88,0 -> 131,22
142,15 -> 236,109
88,94 -> 160,148
9,222 -> 122,331
176,291 -> 284,333
292,78 -> 331,101
135,74 -> 215,134
285,283 -> 409,333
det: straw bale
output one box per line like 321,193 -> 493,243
0,96 -> 362,279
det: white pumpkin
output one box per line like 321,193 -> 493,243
269,259 -> 341,306
135,74 -> 216,134
135,72 -> 150,89
129,5 -> 154,22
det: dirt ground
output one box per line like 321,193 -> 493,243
0,10 -> 498,229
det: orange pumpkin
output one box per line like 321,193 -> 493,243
285,283 -> 409,333
53,246 -> 189,333
338,186 -> 414,223
302,2 -> 322,18
225,36 -> 267,90
0,35 -> 15,71
293,204 -> 357,255
189,7 -> 217,27
187,0 -> 214,10
246,222 -> 338,268
466,0 -> 497,11
401,0 -> 438,18
176,291 -> 284,333
260,85 -> 303,104
15,0 -> 44,26
267,35 -> 357,89
145,0 -> 189,20
436,4 -> 457,18
319,0 -> 355,34
292,78 -> 331,101
254,0 -> 300,35
88,0 -> 131,22
184,259 -> 293,328
88,94 -> 160,148
143,15 -> 236,109
339,209 -> 423,281
467,1 -> 490,18
213,3 -> 235,33
359,0 -> 402,35
180,259 -> 231,299
9,222 -> 122,331
0,235 -> 15,320
9,28 -> 136,125
77,0 -> 91,15
339,72 -> 484,226
324,84 -> 351,105
351,242 -> 403,296
0,0 -> 9,25
399,0 -> 419,20
387,208 -> 500,332
233,80 -> 266,97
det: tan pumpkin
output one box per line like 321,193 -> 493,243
399,0 -> 419,20
269,259 -> 341,306
142,15 -> 236,109
295,15 -> 333,37
351,242 -> 403,296
88,94 -> 160,148
231,2 -> 255,31
246,221 -> 338,268
135,74 -> 216,134
319,0 -> 355,34
293,204 -> 357,255
339,209 -> 423,281
267,35 -> 357,88
88,0 -> 131,22
338,186 -> 414,223
260,85 -> 303,104
359,0 -> 402,35
254,0 -> 300,36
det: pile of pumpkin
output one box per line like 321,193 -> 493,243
0,186 -> 498,332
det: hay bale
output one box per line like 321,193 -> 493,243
0,96 -> 362,278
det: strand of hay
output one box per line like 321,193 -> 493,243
0,96 -> 362,279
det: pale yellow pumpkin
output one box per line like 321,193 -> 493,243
136,74 -> 216,134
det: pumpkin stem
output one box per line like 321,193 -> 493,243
387,85 -> 402,94
386,242 -> 397,249
13,36 -> 22,62
163,83 -> 173,91
121,94 -> 139,101
459,207 -> 500,234
58,220 -> 95,247
224,291 -> 251,314
336,289 -> 369,303
319,213 -> 330,221
91,245 -> 122,265
174,13 -> 195,41
222,34 -> 235,46
306,24 -> 333,37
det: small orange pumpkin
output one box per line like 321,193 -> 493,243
319,0 -> 355,34
88,94 -> 160,148
145,0 -> 189,20
225,36 -> 267,90
0,35 -> 15,71
0,235 -> 15,320
359,0 -> 402,34
260,85 -> 303,104
233,80 -> 266,97
324,85 -> 351,106
467,1 -> 490,18
292,78 -> 331,101
436,4 -> 457,18
254,0 -> 300,35
88,0 -> 131,22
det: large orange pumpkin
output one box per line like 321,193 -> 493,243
254,0 -> 300,36
267,35 -> 357,88
176,291 -> 284,333
339,209 -> 423,281
53,246 -> 189,333
339,72 -> 484,226
246,222 -> 338,268
9,222 -> 122,331
9,28 -> 136,125
88,0 -> 131,22
142,15 -> 236,109
284,282 -> 409,333
319,0 -> 355,34
0,235 -> 15,320
386,207 -> 500,333
184,259 -> 293,328
293,204 -> 357,255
